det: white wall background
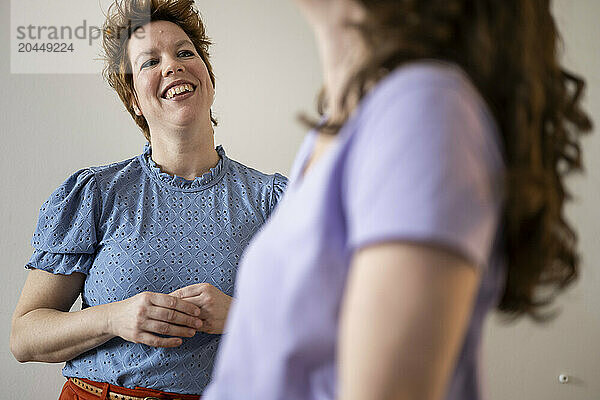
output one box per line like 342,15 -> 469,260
0,1 -> 598,399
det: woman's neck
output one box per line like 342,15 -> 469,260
309,0 -> 366,120
149,124 -> 220,181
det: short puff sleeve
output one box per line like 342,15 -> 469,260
343,73 -> 504,267
26,168 -> 100,275
269,173 -> 288,215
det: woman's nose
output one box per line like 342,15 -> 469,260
162,59 -> 185,77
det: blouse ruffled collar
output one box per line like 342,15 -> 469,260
143,143 -> 226,190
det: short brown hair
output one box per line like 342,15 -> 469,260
102,0 -> 217,140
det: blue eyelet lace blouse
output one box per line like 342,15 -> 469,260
25,144 -> 287,394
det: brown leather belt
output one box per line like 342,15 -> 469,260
70,377 -> 193,400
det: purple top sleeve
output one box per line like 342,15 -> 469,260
343,73 -> 504,267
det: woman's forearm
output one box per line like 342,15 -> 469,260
11,270 -> 204,363
11,304 -> 114,363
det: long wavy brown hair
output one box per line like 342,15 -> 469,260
309,0 -> 592,319
102,0 -> 217,141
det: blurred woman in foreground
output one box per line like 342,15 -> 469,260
205,1 -> 592,399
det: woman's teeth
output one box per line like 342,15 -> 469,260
164,84 -> 195,99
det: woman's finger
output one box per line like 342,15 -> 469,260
135,331 -> 183,348
140,319 -> 197,338
147,292 -> 201,317
171,295 -> 210,318
145,305 -> 203,330
170,283 -> 210,299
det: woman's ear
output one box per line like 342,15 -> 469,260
131,92 -> 142,116
133,104 -> 142,116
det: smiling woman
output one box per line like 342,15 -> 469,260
126,20 -> 216,148
9,0 -> 287,398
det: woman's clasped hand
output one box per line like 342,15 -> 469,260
107,283 -> 233,347
170,283 -> 234,335
107,291 -> 203,348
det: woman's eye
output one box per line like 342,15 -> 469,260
140,59 -> 158,69
178,50 -> 195,57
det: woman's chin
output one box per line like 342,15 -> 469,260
162,108 -> 209,129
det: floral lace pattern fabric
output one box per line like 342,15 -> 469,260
26,145 -> 287,394
144,144 -> 226,190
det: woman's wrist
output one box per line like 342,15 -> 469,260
96,302 -> 118,338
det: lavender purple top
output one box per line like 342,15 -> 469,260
204,62 -> 506,400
